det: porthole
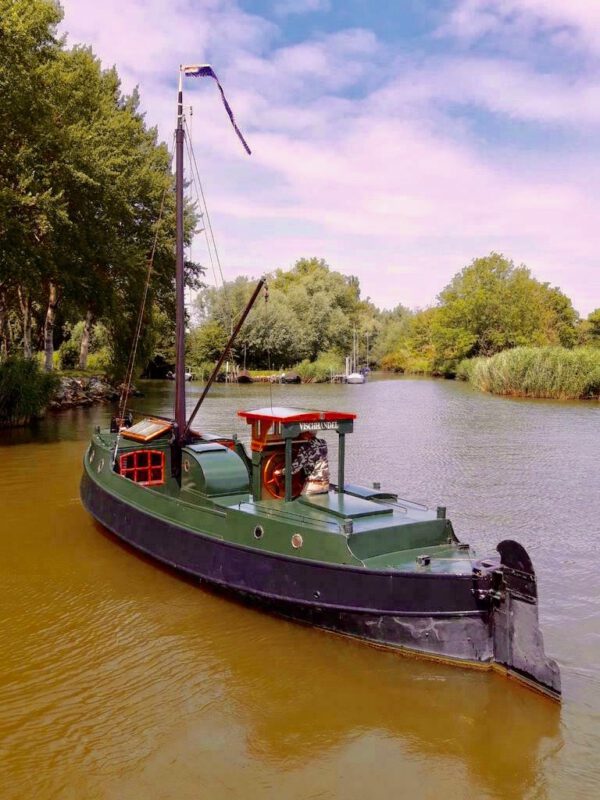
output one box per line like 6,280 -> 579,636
291,533 -> 303,549
183,459 -> 190,473
89,447 -> 95,463
97,458 -> 104,473
254,525 -> 264,539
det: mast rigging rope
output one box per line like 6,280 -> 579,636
112,135 -> 175,463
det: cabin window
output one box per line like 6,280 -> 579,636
119,450 -> 165,486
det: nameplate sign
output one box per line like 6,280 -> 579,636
298,421 -> 339,432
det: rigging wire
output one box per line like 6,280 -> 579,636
182,123 -> 236,385
181,115 -> 271,411
184,116 -> 249,391
183,118 -> 232,321
264,283 -> 273,411
183,128 -> 220,296
112,134 -> 175,463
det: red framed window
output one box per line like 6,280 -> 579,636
119,450 -> 165,486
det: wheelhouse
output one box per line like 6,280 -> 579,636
238,406 -> 356,501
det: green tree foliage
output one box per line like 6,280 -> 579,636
589,309 -> 600,341
193,258 -> 376,369
57,320 -> 110,371
188,320 -> 229,366
375,253 -> 580,375
0,0 -> 199,378
577,308 -> 600,346
294,351 -> 345,382
430,253 -> 578,372
0,0 -> 63,357
376,309 -> 437,374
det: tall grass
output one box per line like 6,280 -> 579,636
457,347 -> 600,400
0,358 -> 60,426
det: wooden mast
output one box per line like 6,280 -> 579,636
174,68 -> 186,441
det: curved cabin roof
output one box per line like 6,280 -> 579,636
238,406 -> 356,424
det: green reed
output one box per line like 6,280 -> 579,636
457,347 -> 600,400
0,358 -> 60,426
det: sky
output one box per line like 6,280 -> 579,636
58,0 -> 600,315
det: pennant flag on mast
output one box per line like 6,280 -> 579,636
182,64 -> 251,155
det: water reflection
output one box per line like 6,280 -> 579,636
100,526 -> 562,795
171,588 -> 562,799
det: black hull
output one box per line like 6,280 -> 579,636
81,472 -> 561,697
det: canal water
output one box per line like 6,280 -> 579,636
1,377 -> 598,799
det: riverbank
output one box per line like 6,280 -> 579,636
49,376 -> 120,410
0,360 -> 139,428
456,346 -> 600,400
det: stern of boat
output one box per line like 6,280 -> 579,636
473,540 -> 561,700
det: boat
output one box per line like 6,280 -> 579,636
345,329 -> 366,384
166,369 -> 195,381
237,369 -> 253,384
346,372 -> 365,384
280,371 -> 301,384
80,65 -> 561,700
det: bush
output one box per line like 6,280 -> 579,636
87,347 -> 111,373
294,351 -> 344,383
58,336 -> 80,370
461,347 -> 600,399
186,359 -> 214,381
35,350 -> 60,369
0,358 -> 60,426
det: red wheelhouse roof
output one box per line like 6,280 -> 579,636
238,406 -> 356,424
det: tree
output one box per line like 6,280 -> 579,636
375,308 -> 437,373
0,0 -> 64,358
430,253 -> 578,373
188,320 -> 229,366
191,258 -> 375,369
0,2 -> 200,379
577,308 -> 600,347
587,308 -> 600,345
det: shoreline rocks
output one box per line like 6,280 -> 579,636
49,376 -> 142,411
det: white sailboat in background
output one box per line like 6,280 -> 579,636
346,328 -> 365,384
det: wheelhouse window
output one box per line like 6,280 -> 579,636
119,450 -> 165,486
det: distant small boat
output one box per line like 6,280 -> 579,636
344,329 -> 366,384
237,369 -> 253,383
346,372 -> 365,384
281,372 -> 301,384
166,370 -> 195,382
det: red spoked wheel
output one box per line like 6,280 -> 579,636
263,451 -> 306,499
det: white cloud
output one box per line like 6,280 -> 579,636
58,1 -> 600,315
379,56 -> 600,127
59,0 -> 275,90
442,0 -> 600,56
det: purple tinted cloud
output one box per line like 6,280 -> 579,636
59,0 -> 600,314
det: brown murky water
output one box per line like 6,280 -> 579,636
1,378 -> 598,799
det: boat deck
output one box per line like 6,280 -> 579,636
223,492 -> 478,575
361,544 -> 477,574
